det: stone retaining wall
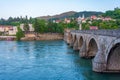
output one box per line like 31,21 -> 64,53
21,33 -> 63,41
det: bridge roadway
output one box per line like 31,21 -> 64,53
64,29 -> 120,73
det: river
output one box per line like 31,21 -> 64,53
0,40 -> 120,80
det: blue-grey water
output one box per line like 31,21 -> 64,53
0,40 -> 120,80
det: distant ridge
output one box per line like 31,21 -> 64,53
37,11 -> 103,20
37,11 -> 77,20
74,11 -> 103,18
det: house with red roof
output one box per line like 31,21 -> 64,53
90,26 -> 98,30
0,25 -> 17,35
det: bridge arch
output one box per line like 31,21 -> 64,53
87,38 -> 98,58
106,39 -> 120,71
69,33 -> 76,47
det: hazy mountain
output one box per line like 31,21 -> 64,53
37,11 -> 103,21
37,11 -> 77,20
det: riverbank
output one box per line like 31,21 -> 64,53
0,36 -> 16,41
21,33 -> 63,41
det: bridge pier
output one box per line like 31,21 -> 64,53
79,41 -> 87,57
92,50 -> 106,72
73,39 -> 79,51
73,44 -> 79,50
69,41 -> 74,48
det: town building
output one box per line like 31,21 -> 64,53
91,15 -> 97,20
0,24 -> 34,36
64,18 -> 71,23
90,15 -> 112,21
53,20 -> 61,23
103,17 -> 112,21
90,26 -> 98,30
8,27 -> 17,35
0,25 -> 17,35
20,24 -> 34,32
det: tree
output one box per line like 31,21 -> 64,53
16,26 -> 24,41
103,7 -> 120,19
29,17 -> 35,24
82,23 -> 90,30
23,23 -> 29,32
33,19 -> 46,33
33,19 -> 41,33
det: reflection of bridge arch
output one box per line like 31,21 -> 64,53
87,38 -> 98,58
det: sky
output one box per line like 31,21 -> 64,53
0,0 -> 120,19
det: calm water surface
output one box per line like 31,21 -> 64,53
0,40 -> 120,80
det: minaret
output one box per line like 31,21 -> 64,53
79,22 -> 82,30
78,14 -> 85,30
78,16 -> 82,30
82,14 -> 85,19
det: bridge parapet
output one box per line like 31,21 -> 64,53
71,30 -> 120,37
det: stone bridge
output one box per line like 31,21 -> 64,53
64,29 -> 120,72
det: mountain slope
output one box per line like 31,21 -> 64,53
37,11 -> 103,20
74,11 -> 103,18
37,11 -> 77,20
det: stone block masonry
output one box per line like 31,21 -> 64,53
64,29 -> 120,73
21,33 -> 63,41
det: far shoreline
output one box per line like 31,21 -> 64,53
0,33 -> 64,41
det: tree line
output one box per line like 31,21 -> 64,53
16,18 -> 78,40
0,16 -> 34,26
0,7 -> 120,33
33,18 -> 78,34
82,7 -> 120,30
82,19 -> 120,30
102,7 -> 120,19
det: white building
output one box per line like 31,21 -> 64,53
0,25 -> 17,35
20,24 -> 34,32
8,27 -> 17,35
29,24 -> 34,31
0,24 -> 34,36
20,24 -> 24,31
0,27 -> 5,32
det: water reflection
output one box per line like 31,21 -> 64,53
0,40 -> 120,80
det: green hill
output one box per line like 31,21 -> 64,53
37,11 -> 103,21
